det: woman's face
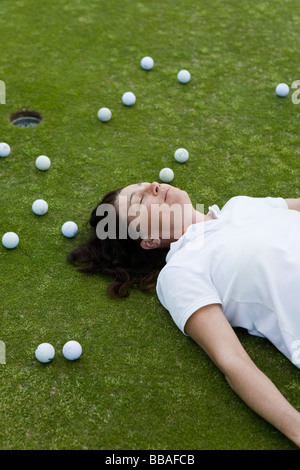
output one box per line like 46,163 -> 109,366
116,182 -> 193,246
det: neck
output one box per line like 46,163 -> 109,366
179,207 -> 211,236
185,206 -> 212,230
159,207 -> 213,249
163,207 -> 212,247
193,207 -> 212,223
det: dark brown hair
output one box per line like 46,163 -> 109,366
67,188 -> 169,298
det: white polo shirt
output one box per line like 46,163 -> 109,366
156,196 -> 300,368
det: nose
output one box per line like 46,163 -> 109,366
150,182 -> 160,195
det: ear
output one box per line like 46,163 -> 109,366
140,238 -> 161,250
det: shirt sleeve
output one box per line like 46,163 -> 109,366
156,266 -> 222,336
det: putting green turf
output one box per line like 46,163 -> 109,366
0,0 -> 299,450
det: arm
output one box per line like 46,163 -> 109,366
285,198 -> 300,211
185,304 -> 300,447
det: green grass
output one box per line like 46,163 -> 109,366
0,0 -> 299,450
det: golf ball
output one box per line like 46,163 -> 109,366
97,107 -> 112,122
159,168 -> 174,183
177,70 -> 191,84
140,56 -> 154,70
62,340 -> 82,361
62,221 -> 78,238
35,343 -> 55,363
36,155 -> 51,171
174,148 -> 189,163
0,142 -> 11,157
275,83 -> 289,97
32,199 -> 48,216
2,232 -> 19,249
122,92 -> 136,106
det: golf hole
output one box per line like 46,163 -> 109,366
10,109 -> 42,128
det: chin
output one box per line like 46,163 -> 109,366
170,187 -> 190,204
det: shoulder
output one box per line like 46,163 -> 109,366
220,196 -> 287,217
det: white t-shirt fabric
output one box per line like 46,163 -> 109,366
156,196 -> 300,368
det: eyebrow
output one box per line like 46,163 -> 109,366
129,182 -> 142,206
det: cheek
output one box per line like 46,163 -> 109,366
145,204 -> 161,237
154,205 -> 175,234
128,205 -> 151,238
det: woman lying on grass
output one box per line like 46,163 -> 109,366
68,181 -> 300,447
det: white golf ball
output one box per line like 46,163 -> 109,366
36,155 -> 51,171
159,168 -> 174,183
174,148 -> 189,163
97,107 -> 112,122
32,199 -> 48,216
140,56 -> 154,70
2,232 -> 19,249
122,92 -> 136,106
35,343 -> 55,363
275,83 -> 289,97
0,142 -> 11,157
62,340 -> 82,361
177,69 -> 191,84
62,221 -> 78,238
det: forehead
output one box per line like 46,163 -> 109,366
120,183 -> 139,197
116,183 -> 144,215
119,182 -> 144,200
117,183 -> 144,221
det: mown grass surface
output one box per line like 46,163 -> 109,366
0,0 -> 299,450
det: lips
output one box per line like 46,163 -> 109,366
164,188 -> 170,201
